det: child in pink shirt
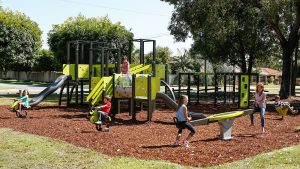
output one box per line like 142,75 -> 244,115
250,83 -> 266,133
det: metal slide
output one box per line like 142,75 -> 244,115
156,92 -> 206,120
160,80 -> 176,101
29,75 -> 70,106
156,92 -> 177,110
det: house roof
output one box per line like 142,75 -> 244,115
259,68 -> 282,76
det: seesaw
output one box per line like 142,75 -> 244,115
190,109 -> 253,140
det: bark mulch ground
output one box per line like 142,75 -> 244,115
0,103 -> 300,167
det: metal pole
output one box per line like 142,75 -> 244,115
89,42 -> 93,92
101,48 -> 104,77
117,48 -> 121,73
106,50 -> 109,76
224,75 -> 227,104
140,40 -> 144,64
75,41 -> 79,106
67,42 -> 70,64
187,73 -> 191,105
81,43 -> 84,63
147,75 -> 152,121
153,40 -> 156,62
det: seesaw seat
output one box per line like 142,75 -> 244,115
275,107 -> 289,117
190,109 -> 253,140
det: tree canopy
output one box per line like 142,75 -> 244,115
145,46 -> 171,64
0,9 -> 42,71
162,0 -> 277,73
48,14 -> 134,66
162,0 -> 300,98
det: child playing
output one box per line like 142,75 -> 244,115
174,95 -> 196,147
121,56 -> 130,74
14,89 -> 29,113
95,96 -> 111,125
250,83 -> 266,133
274,95 -> 298,119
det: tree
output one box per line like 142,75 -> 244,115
145,46 -> 172,64
163,0 -> 300,98
0,9 -> 42,71
130,46 -> 140,64
33,49 -> 60,71
170,49 -> 194,73
48,14 -> 134,67
257,1 -> 300,98
162,0 -> 276,74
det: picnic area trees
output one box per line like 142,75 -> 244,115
48,14 -> 134,67
0,9 -> 42,71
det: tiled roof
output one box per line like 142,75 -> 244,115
259,68 -> 282,76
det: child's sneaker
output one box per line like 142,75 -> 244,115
183,140 -> 189,148
95,121 -> 102,125
292,110 -> 298,114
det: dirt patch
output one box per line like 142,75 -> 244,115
0,104 -> 300,167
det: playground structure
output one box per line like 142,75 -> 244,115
40,39 -> 172,122
11,38 -> 262,140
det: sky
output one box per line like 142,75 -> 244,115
2,0 -> 193,55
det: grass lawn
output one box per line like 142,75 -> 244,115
0,79 -> 49,86
0,94 -> 60,106
0,128 -> 185,169
0,128 -> 300,169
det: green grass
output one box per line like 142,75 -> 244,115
0,94 -> 61,106
0,128 -> 186,169
0,79 -> 49,86
207,145 -> 300,169
0,128 -> 300,169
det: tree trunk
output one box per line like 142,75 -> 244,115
291,41 -> 299,96
247,54 -> 254,74
280,48 -> 293,99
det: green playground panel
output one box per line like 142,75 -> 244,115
151,77 -> 160,100
113,74 -> 123,99
92,64 -> 101,77
155,65 -> 165,79
135,75 -> 148,98
207,111 -> 244,122
240,75 -> 249,108
63,64 -> 75,80
62,64 -> 89,79
92,64 -> 115,77
78,64 -> 89,78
